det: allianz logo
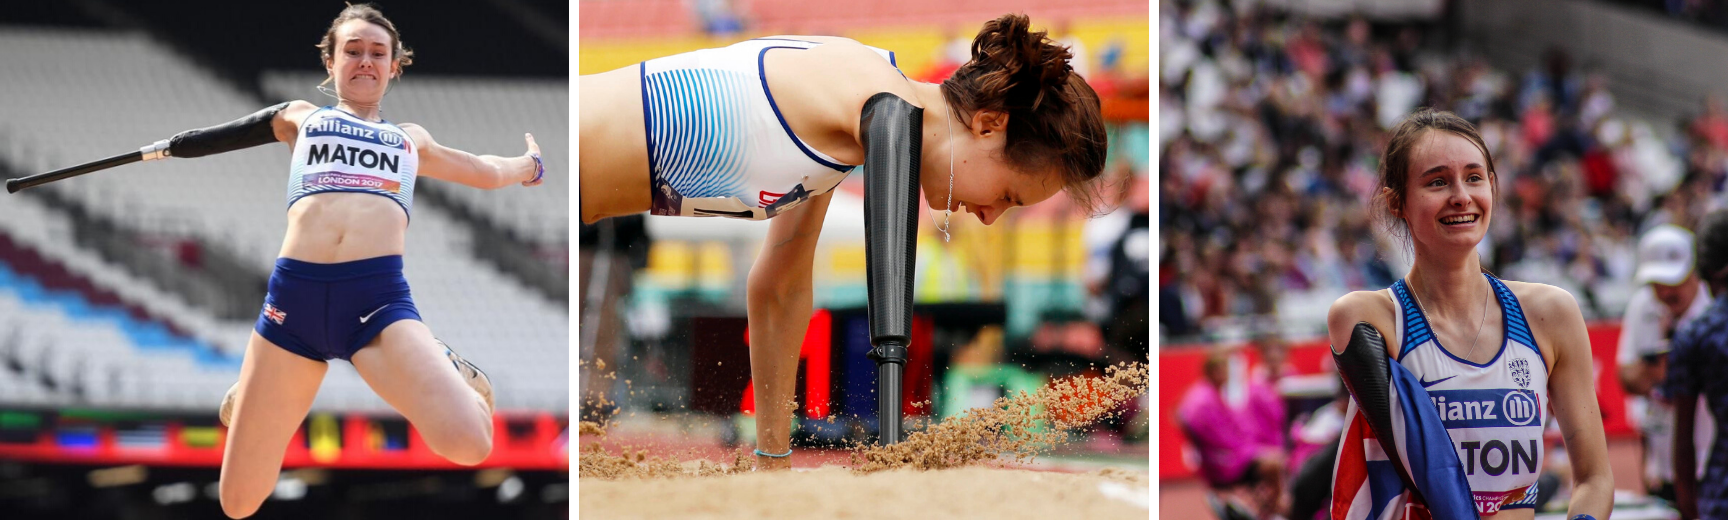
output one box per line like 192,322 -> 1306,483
1428,390 -> 1539,426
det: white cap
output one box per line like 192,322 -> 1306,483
1635,224 -> 1696,286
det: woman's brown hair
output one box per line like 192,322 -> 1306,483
940,14 -> 1109,214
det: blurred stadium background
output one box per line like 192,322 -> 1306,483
1160,0 -> 1728,518
577,0 -> 1152,474
0,1 -> 568,518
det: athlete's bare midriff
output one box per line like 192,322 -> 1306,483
578,66 -> 651,224
278,192 -> 408,263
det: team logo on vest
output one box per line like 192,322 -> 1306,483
306,114 -> 410,150
1509,357 -> 1530,388
1502,390 -> 1539,426
377,128 -> 405,149
1428,388 -> 1542,427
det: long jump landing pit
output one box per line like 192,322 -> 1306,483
579,363 -> 1150,519
580,465 -> 1148,519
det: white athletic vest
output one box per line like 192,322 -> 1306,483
287,107 -> 418,217
638,38 -> 899,220
1389,275 -> 1548,515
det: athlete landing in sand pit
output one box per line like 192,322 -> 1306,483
579,13 -> 1110,469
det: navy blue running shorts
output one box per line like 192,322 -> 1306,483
253,255 -> 421,361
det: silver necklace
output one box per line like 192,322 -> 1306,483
937,105 -> 955,242
1410,277 -> 1493,361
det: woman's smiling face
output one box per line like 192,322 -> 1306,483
1396,130 -> 1495,253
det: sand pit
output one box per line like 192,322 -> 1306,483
578,466 -> 1149,519
579,362 -> 1150,517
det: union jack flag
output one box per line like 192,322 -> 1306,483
263,303 -> 287,325
1332,353 -> 1475,520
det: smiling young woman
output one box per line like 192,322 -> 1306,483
1326,109 -> 1612,519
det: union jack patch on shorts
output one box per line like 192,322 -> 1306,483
263,303 -> 287,325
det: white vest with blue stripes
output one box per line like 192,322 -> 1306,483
638,38 -> 899,220
1389,274 -> 1548,515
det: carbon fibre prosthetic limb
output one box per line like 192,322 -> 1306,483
1333,322 -> 1420,495
860,92 -> 922,445
8,103 -> 291,193
167,102 -> 291,158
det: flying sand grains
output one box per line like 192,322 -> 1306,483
578,361 -> 1148,480
850,362 -> 1148,473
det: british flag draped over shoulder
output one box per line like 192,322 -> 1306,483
1331,353 -> 1477,520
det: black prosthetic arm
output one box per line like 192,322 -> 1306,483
8,103 -> 290,194
1333,322 -> 1420,494
167,102 -> 291,158
860,92 -> 922,445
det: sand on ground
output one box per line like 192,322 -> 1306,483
579,465 -> 1149,519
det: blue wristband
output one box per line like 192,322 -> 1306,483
754,448 -> 792,458
1571,515 -> 1596,520
526,152 -> 544,184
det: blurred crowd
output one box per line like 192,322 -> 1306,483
1159,0 -> 1728,341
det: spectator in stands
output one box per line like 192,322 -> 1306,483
1669,208 -> 1728,520
1692,94 -> 1728,153
693,0 -> 745,37
579,13 -> 1109,470
213,5 -> 545,518
1177,346 -> 1287,518
1620,224 -> 1715,503
1287,379 -> 1348,520
1522,47 -> 1583,118
1086,162 -> 1150,358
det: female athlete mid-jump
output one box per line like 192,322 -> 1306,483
189,5 -> 546,518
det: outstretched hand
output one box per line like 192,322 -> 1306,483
522,133 -> 544,187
